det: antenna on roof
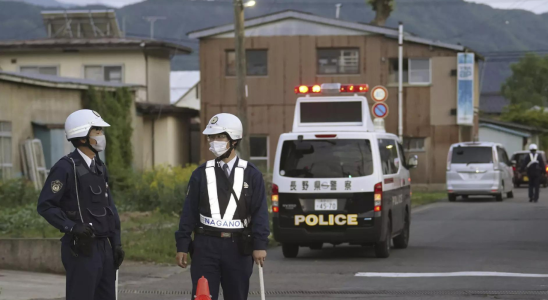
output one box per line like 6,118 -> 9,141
335,4 -> 342,19
143,16 -> 167,39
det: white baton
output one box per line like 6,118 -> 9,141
115,269 -> 119,300
259,264 -> 265,300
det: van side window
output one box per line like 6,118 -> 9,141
398,143 -> 408,169
378,139 -> 400,175
497,147 -> 509,165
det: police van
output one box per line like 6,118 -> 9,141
271,83 -> 418,258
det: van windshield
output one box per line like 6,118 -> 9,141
451,147 -> 493,164
279,139 -> 373,178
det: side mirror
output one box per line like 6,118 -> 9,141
408,155 -> 418,169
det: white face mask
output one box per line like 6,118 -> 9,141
209,141 -> 229,157
90,135 -> 106,152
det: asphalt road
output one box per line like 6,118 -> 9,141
115,187 -> 548,300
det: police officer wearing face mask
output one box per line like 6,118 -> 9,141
175,113 -> 270,300
521,144 -> 547,203
37,109 -> 124,300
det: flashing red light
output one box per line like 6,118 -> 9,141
358,84 -> 369,92
273,206 -> 279,213
546,166 -> 548,172
315,134 -> 337,138
374,182 -> 382,212
311,85 -> 321,93
295,84 -> 369,94
297,85 -> 309,94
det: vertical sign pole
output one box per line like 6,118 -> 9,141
398,22 -> 404,142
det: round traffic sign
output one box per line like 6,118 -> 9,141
371,86 -> 388,102
372,103 -> 389,119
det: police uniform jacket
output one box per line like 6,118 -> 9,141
521,153 -> 547,178
175,157 -> 270,253
37,150 -> 121,246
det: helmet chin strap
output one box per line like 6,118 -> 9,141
84,136 -> 99,155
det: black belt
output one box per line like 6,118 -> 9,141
195,228 -> 241,238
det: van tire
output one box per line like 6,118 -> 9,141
495,193 -> 503,202
448,194 -> 457,202
282,243 -> 299,258
375,219 -> 391,258
507,191 -> 514,198
393,212 -> 410,249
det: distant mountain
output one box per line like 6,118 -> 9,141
0,0 -> 74,7
1,0 -> 547,94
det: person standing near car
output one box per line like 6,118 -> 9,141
521,144 -> 546,203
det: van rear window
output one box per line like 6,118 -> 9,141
279,139 -> 373,178
451,147 -> 493,164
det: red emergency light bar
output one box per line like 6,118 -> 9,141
294,84 -> 369,94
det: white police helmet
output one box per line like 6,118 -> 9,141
530,144 -> 538,151
65,109 -> 110,140
202,113 -> 243,140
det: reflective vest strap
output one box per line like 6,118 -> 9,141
527,153 -> 539,168
238,159 -> 248,169
205,160 -> 221,219
223,162 -> 246,221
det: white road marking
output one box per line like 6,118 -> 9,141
355,272 -> 548,278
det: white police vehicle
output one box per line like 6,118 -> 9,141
271,83 -> 418,258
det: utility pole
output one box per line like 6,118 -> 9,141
234,0 -> 250,160
143,16 -> 166,39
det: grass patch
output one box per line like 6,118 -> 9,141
411,192 -> 446,208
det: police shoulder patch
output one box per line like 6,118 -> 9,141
51,180 -> 63,193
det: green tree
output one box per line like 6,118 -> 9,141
501,53 -> 548,108
501,104 -> 548,150
83,88 -> 134,191
367,0 -> 394,26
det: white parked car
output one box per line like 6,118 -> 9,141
446,142 -> 514,202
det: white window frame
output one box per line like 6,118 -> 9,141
0,121 -> 13,180
225,50 -> 268,77
317,48 -> 360,75
83,64 -> 124,83
408,58 -> 431,85
250,135 -> 269,171
19,65 -> 59,76
404,137 -> 426,152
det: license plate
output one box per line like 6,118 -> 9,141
524,176 -> 529,182
315,199 -> 337,211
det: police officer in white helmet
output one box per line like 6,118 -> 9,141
175,113 -> 270,300
520,144 -> 546,202
37,109 -> 124,300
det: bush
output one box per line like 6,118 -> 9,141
0,178 -> 39,209
114,165 -> 197,214
0,203 -> 60,238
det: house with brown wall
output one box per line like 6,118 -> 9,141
189,10 -> 480,188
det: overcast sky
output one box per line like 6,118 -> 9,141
55,0 -> 548,14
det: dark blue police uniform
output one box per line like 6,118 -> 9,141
175,157 -> 270,300
521,153 -> 547,202
37,150 -> 121,300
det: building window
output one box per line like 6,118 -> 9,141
378,139 -> 400,175
317,48 -> 359,75
84,65 -> 123,82
226,50 -> 268,76
404,138 -> 425,152
389,58 -> 431,85
20,66 -> 58,76
250,136 -> 269,172
0,121 -> 13,180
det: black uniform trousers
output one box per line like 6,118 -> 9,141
190,233 -> 254,300
529,176 -> 541,202
61,237 -> 115,300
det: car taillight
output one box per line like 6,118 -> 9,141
447,149 -> 452,171
374,182 -> 382,212
272,184 -> 279,213
512,166 -> 516,172
546,166 -> 548,173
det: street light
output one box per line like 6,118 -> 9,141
244,0 -> 256,7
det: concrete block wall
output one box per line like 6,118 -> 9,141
0,239 -> 64,274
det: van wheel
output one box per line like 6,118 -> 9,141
282,243 -> 299,258
393,212 -> 410,249
448,194 -> 457,202
495,193 -> 503,202
309,243 -> 323,250
375,219 -> 391,258
507,191 -> 514,198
